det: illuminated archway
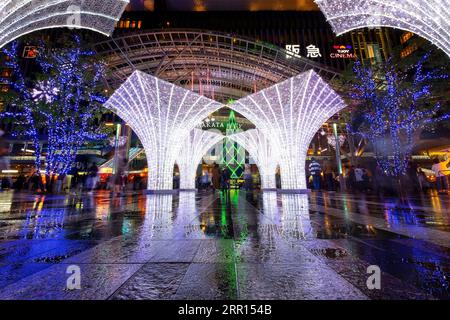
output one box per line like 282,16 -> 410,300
104,70 -> 222,193
230,69 -> 347,192
315,0 -> 450,57
0,0 -> 129,49
228,129 -> 278,190
176,128 -> 224,190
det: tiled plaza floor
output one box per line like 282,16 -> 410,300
0,189 -> 448,300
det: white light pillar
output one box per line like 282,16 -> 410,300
104,71 -> 222,193
231,70 -> 347,193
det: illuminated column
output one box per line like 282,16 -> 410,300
228,129 -> 278,190
315,0 -> 450,57
231,70 -> 346,192
0,1 -> 129,49
104,71 -> 222,193
177,129 -> 224,190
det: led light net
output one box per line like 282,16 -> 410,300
176,128 -> 224,190
231,70 -> 346,190
104,71 -> 222,191
0,0 -> 129,49
315,0 -> 450,57
228,129 -> 278,189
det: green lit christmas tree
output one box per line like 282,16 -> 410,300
224,110 -> 244,179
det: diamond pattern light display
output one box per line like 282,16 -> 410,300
315,0 -> 450,57
230,69 -> 346,191
176,128 -> 224,190
228,129 -> 278,190
104,71 -> 223,192
0,0 -> 129,49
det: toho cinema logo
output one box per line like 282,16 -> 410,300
330,45 -> 357,59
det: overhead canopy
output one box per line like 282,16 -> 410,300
93,29 -> 341,103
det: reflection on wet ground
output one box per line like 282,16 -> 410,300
0,190 -> 448,300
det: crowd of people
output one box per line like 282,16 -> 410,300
307,154 -> 450,194
1,162 -> 101,194
196,164 -> 232,191
0,155 -> 449,195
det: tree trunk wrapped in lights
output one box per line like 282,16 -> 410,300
0,0 -> 129,49
228,129 -> 278,190
230,70 -> 347,192
104,71 -> 222,192
176,128 -> 224,190
315,0 -> 450,57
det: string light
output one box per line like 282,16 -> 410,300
104,71 -> 223,192
0,0 -> 129,49
228,129 -> 278,190
176,128 -> 224,190
348,54 -> 449,177
315,0 -> 450,57
1,36 -> 106,175
231,69 -> 346,191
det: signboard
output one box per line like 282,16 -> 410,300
330,45 -> 357,59
285,44 -> 322,59
23,46 -> 38,59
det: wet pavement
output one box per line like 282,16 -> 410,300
0,189 -> 448,300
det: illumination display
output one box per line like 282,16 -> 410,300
224,110 -> 244,179
104,71 -> 222,191
231,70 -> 346,191
31,81 -> 59,103
315,0 -> 450,57
0,0 -> 129,49
228,129 -> 278,189
176,128 -> 224,190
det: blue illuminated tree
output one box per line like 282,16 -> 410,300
348,53 -> 449,177
1,36 -> 107,175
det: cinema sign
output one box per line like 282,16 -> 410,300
330,45 -> 357,59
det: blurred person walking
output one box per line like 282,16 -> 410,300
220,167 -> 231,190
323,160 -> 335,191
243,165 -> 253,191
431,152 -> 450,193
86,162 -> 99,194
406,158 -> 420,193
308,158 -> 322,190
0,130 -> 10,191
354,164 -> 365,191
211,164 -> 221,190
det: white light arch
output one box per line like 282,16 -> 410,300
228,129 -> 278,190
104,71 -> 223,192
0,0 -> 129,49
230,69 -> 346,192
176,128 -> 224,190
315,0 -> 450,57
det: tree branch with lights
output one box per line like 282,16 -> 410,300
1,35 -> 107,176
348,53 -> 449,177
